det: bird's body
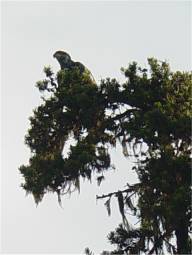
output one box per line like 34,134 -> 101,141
53,51 -> 96,83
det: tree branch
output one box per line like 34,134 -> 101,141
96,184 -> 140,200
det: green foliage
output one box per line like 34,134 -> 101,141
19,57 -> 191,254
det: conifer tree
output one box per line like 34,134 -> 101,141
19,56 -> 191,254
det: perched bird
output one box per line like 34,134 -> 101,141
53,50 -> 96,83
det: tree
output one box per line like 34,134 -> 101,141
19,57 -> 191,254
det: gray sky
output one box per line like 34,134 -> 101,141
1,1 -> 191,254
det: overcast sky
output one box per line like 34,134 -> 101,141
1,1 -> 191,254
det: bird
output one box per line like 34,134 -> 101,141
53,50 -> 96,83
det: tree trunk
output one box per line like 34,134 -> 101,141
175,219 -> 189,254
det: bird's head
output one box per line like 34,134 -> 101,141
53,51 -> 71,64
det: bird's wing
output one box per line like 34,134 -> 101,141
74,61 -> 85,73
74,62 -> 96,84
